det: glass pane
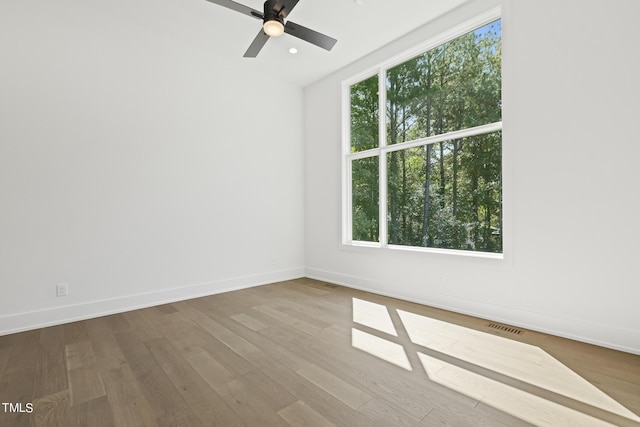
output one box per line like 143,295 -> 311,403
386,20 -> 502,144
350,75 -> 379,152
387,131 -> 502,253
352,156 -> 379,242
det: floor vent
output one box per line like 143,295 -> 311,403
488,322 -> 523,335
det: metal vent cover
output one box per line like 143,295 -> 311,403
488,322 -> 524,335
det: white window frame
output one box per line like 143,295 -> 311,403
341,7 -> 503,259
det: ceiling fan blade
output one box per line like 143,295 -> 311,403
243,30 -> 270,58
278,0 -> 300,18
284,21 -> 337,51
204,0 -> 262,21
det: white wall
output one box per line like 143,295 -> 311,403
2,0 -> 638,354
0,1 -> 305,333
304,0 -> 640,354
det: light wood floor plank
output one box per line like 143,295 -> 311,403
33,389 -> 70,427
216,377 -> 291,427
245,311 -> 471,420
254,304 -> 323,336
115,330 -> 198,425
85,317 -> 127,372
0,369 -> 36,427
358,398 -> 424,426
4,330 -> 39,375
0,278 -> 638,427
121,310 -> 163,342
230,313 -> 268,331
101,365 -> 158,427
240,369 -> 299,412
255,357 -> 377,427
278,400 -> 337,427
145,337 -> 245,426
185,348 -> 236,388
296,363 -> 372,410
187,322 -> 257,376
103,314 -> 131,334
62,321 -> 89,346
33,326 -> 68,398
0,346 -> 10,377
155,304 -> 178,316
67,365 -> 106,406
65,341 -> 96,370
420,404 -> 532,427
257,297 -> 333,329
69,395 -> 114,427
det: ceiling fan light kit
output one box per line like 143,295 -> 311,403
205,0 -> 337,57
263,20 -> 285,37
262,0 -> 285,37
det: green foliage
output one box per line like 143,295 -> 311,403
352,156 -> 379,241
350,75 -> 379,153
350,20 -> 502,253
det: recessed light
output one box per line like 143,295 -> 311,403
354,0 -> 364,5
289,47 -> 298,54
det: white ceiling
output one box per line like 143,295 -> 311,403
86,0 -> 471,87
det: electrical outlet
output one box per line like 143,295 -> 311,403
439,274 -> 445,285
56,283 -> 68,297
271,257 -> 277,266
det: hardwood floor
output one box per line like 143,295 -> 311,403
0,278 -> 638,426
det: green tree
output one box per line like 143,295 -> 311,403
350,76 -> 380,241
384,20 -> 502,252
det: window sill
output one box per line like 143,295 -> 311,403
341,241 -> 504,260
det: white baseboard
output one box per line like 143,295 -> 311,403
0,268 -> 305,336
305,267 -> 640,355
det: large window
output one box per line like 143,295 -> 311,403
343,11 -> 502,257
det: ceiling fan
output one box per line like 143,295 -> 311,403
204,0 -> 338,57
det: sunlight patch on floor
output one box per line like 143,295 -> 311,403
349,297 -> 640,425
418,352 -> 616,427
397,309 -> 640,423
352,298 -> 398,336
351,328 -> 412,371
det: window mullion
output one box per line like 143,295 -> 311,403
341,80 -> 351,244
378,67 -> 387,149
346,158 -> 353,242
378,67 -> 388,246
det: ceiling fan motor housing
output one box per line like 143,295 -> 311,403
264,0 -> 285,26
